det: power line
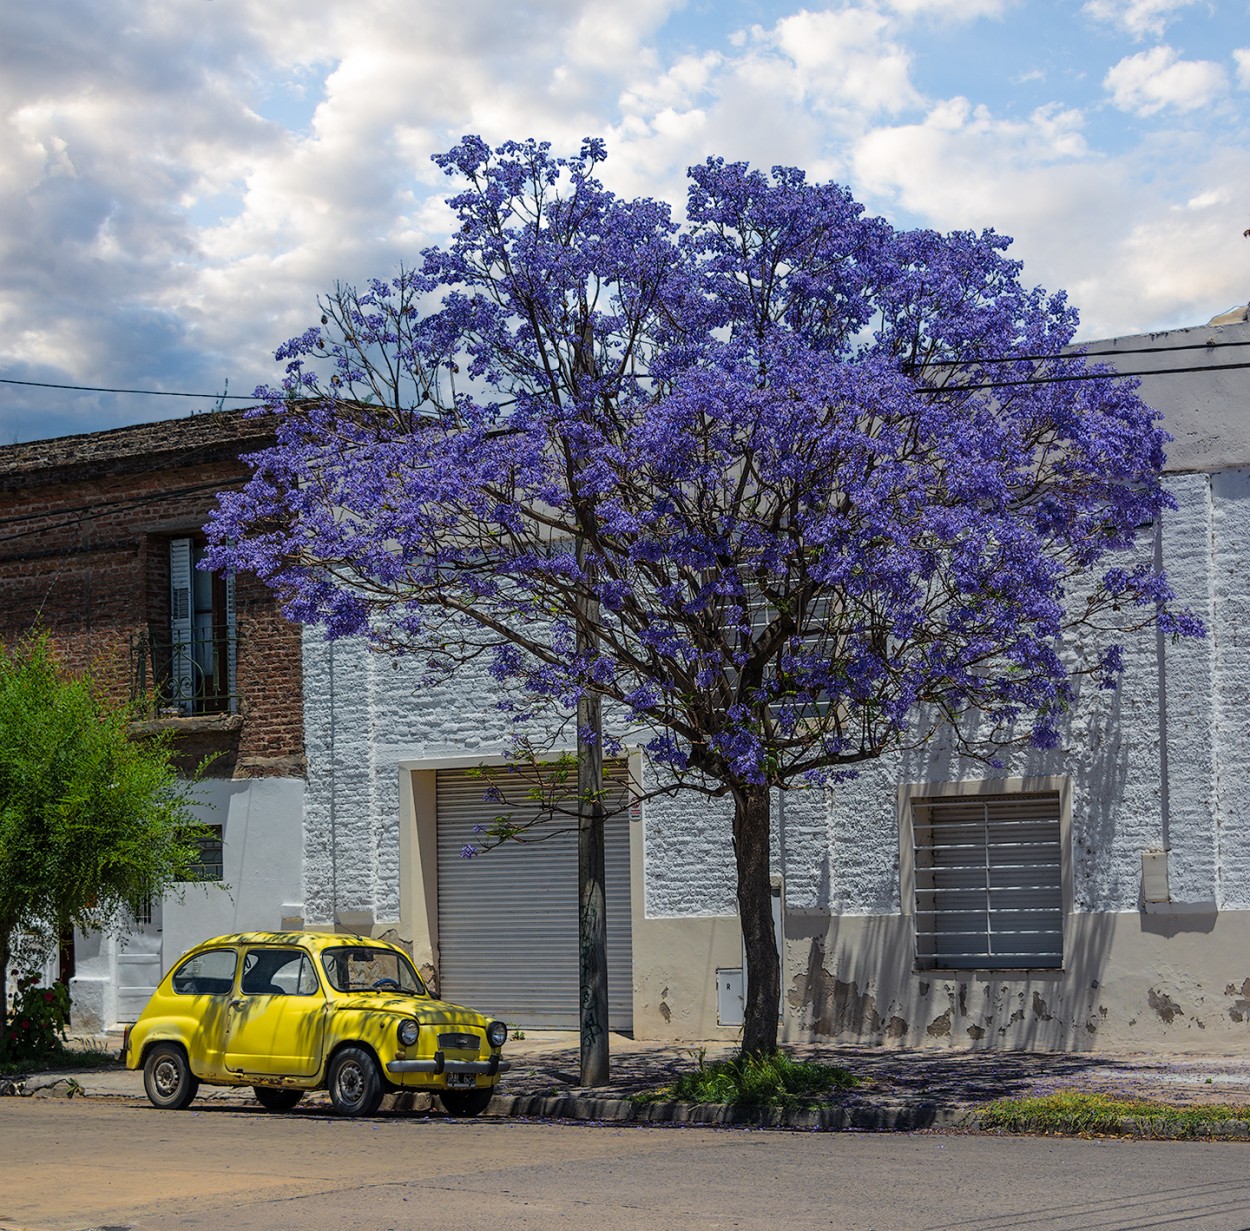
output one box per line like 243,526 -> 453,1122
5,335 -> 1248,406
917,336 -> 1250,368
0,377 -> 258,401
915,359 -> 1250,395
0,478 -> 245,549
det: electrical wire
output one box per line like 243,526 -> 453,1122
0,377 -> 257,400
0,478 -> 245,550
4,331 -> 1248,411
917,336 -> 1250,367
914,359 -> 1250,395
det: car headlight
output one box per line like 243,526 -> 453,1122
397,1018 -> 420,1047
486,1020 -> 507,1048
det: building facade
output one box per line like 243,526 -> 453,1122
0,410 -> 306,1031
295,312 -> 1250,1053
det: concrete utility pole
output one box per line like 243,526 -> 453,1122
576,534 -> 610,1087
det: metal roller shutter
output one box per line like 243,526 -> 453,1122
436,762 -> 634,1029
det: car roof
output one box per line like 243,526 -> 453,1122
185,931 -> 399,955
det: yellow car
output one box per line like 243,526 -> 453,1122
123,931 -> 509,1117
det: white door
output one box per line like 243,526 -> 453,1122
116,901 -> 164,1022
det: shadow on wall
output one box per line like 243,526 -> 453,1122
783,909 -> 1119,1051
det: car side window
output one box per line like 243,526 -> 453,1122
171,949 -> 237,996
241,948 -> 320,996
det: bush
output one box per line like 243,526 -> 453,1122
3,973 -> 70,1064
635,1049 -> 858,1110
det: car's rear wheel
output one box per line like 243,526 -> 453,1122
327,1047 -> 384,1117
253,1086 -> 304,1111
143,1043 -> 199,1110
440,1087 -> 493,1117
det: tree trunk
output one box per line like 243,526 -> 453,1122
734,783 -> 779,1056
577,540 -> 610,1088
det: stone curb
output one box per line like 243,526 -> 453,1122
11,1070 -> 1250,1137
982,1115 -> 1250,1140
1,1074 -> 86,1099
488,1092 -> 973,1132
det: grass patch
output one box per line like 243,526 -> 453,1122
633,1049 -> 859,1111
980,1091 -> 1250,1138
0,1045 -> 120,1078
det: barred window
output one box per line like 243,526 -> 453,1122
911,791 -> 1063,971
183,825 -> 224,882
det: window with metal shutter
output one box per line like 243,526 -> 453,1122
435,761 -> 634,1029
169,537 -> 195,714
912,791 -> 1063,971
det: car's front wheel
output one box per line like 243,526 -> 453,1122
440,1087 -> 493,1117
143,1043 -> 199,1110
253,1085 -> 304,1112
327,1047 -> 384,1116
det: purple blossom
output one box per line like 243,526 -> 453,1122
206,142 -> 1201,778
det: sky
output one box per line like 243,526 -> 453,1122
1,0 -> 1248,442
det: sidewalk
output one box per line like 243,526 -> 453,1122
11,1032 -> 1250,1131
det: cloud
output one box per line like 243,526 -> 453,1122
1234,48 -> 1250,89
882,0 -> 1007,17
1082,0 -> 1198,40
851,95 -> 1250,339
852,97 -> 1095,228
1104,45 -> 1226,115
772,8 -> 922,115
1,0 -> 1248,443
603,5 -> 935,203
0,0 -> 690,435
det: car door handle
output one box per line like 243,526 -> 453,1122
229,998 -> 246,1011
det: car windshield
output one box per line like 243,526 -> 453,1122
321,946 -> 426,994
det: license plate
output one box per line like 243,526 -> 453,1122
446,1073 -> 477,1089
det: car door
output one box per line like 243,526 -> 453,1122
166,946 -> 238,1081
224,946 -> 327,1077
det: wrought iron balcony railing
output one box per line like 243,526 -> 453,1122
129,622 -> 240,718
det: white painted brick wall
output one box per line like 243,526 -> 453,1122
1212,469 -> 1250,908
301,467 -> 1238,926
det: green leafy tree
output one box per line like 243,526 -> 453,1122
0,634 -> 207,1053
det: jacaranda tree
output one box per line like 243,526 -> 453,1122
207,137 -> 1199,1057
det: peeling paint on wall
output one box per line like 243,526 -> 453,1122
1225,980 -> 1250,1023
787,939 -> 884,1035
1148,987 -> 1182,1024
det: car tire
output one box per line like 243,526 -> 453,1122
327,1047 -> 384,1117
253,1086 -> 305,1112
143,1043 -> 200,1110
440,1087 -> 493,1117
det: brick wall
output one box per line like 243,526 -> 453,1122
0,411 -> 304,778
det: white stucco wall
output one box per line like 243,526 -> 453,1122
70,775 -> 304,1031
161,777 -> 306,953
302,634 -> 538,928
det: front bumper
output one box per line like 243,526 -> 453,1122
386,1052 -> 510,1076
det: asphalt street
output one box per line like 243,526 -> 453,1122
4,1098 -> 1250,1231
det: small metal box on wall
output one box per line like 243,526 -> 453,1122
1142,848 -> 1171,909
716,968 -> 744,1027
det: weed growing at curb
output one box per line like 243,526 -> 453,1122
980,1091 -> 1250,1138
632,1049 -> 859,1111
